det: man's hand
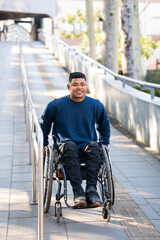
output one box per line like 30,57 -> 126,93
103,144 -> 110,152
43,146 -> 48,157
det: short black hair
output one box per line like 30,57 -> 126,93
69,72 -> 86,82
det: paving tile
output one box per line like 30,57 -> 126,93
151,219 -> 160,232
0,169 -> 11,178
61,207 -> 104,223
8,235 -> 36,240
0,159 -> 12,170
0,134 -> 13,141
116,168 -> 160,178
0,146 -> 13,157
0,199 -> 9,211
10,203 -> 38,218
113,172 -> 128,182
10,190 -> 32,204
115,161 -> 150,169
13,156 -> 30,165
112,155 -> 145,162
8,216 -> 66,236
0,178 -> 11,188
127,177 -> 160,187
120,182 -> 137,193
129,192 -> 147,205
146,198 -> 160,212
130,237 -> 160,240
12,172 -> 32,182
12,181 -> 32,191
0,188 -> 10,199
0,211 -> 8,229
0,228 -> 7,239
136,186 -> 160,199
13,147 -> 29,153
8,233 -> 68,240
66,221 -> 129,240
139,204 -> 160,220
111,149 -> 136,156
12,165 -> 32,173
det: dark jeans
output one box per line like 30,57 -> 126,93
58,141 -> 102,194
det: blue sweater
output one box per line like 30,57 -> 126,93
40,95 -> 110,148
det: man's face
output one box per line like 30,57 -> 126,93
67,78 -> 87,102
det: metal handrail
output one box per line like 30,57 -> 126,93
18,39 -> 44,240
39,29 -> 160,100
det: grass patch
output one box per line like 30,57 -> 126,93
145,69 -> 160,84
134,86 -> 160,97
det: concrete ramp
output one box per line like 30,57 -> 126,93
0,40 -> 160,239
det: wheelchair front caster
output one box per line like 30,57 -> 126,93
55,202 -> 62,223
102,207 -> 110,222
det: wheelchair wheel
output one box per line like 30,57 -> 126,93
101,145 -> 115,207
55,202 -> 62,223
43,146 -> 54,213
102,207 -> 110,222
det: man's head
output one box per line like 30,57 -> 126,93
69,72 -> 86,82
67,72 -> 87,102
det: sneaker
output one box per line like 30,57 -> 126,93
86,186 -> 101,208
74,192 -> 87,208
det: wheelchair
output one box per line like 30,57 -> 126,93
43,142 -> 115,223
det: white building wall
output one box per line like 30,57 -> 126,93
0,0 -> 59,18
139,2 -> 160,37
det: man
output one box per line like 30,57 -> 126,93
2,24 -> 8,41
40,72 -> 110,208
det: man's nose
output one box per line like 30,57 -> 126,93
76,85 -> 82,88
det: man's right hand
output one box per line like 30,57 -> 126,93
43,146 -> 48,157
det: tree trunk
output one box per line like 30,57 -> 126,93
102,0 -> 119,73
85,0 -> 96,60
132,0 -> 143,80
121,0 -> 135,78
121,0 -> 142,79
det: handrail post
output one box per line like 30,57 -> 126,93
38,133 -> 44,240
26,99 -> 29,142
28,109 -> 32,165
122,79 -> 125,88
30,115 -> 37,205
151,88 -> 155,100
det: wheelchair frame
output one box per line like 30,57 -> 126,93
43,144 -> 115,223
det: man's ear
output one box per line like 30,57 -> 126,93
67,83 -> 70,90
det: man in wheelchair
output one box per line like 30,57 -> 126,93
40,72 -> 110,209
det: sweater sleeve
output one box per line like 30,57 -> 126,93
39,101 -> 56,146
96,101 -> 110,146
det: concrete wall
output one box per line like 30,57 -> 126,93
38,31 -> 160,153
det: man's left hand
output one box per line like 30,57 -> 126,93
103,144 -> 110,152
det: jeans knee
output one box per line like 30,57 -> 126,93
84,141 -> 100,152
64,141 -> 78,151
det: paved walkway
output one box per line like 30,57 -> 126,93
0,41 -> 160,240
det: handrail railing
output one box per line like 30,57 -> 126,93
18,34 -> 44,240
40,29 -> 160,100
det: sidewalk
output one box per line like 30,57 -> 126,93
0,41 -> 160,240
